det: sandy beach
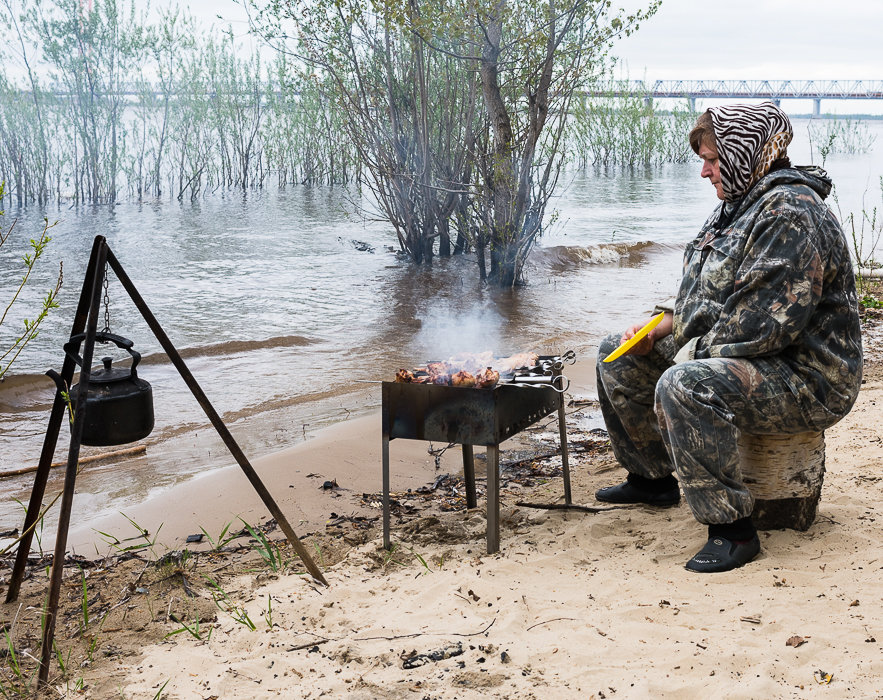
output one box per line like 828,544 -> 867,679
2,299 -> 882,698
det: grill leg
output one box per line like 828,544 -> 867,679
558,393 -> 572,505
462,444 -> 477,509
382,433 -> 391,550
486,445 -> 500,554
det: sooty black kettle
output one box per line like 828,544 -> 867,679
47,331 -> 154,446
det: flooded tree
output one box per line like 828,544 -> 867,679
25,0 -> 146,204
449,0 -> 659,285
249,0 -> 658,284
249,0 -> 480,265
134,8 -> 195,199
1,0 -> 51,205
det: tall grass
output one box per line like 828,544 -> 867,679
841,176 -> 883,300
571,80 -> 696,167
262,61 -> 358,187
0,1 -> 355,205
808,117 -> 877,160
1,1 -> 705,213
0,75 -> 57,206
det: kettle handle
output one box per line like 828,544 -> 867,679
46,369 -> 67,395
63,332 -> 142,375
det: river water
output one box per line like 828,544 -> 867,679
1,119 -> 881,539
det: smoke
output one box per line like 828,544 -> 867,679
414,304 -> 506,360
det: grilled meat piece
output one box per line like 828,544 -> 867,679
395,368 -> 416,383
397,351 -> 539,387
425,361 -> 450,376
451,370 -> 476,387
476,367 -> 500,388
495,352 -> 539,373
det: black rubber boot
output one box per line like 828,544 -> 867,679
685,518 -> 760,573
595,473 -> 680,507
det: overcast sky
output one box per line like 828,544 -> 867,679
187,0 -> 883,79
169,0 -> 883,114
612,0 -> 883,81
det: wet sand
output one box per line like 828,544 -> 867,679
67,356 -> 602,555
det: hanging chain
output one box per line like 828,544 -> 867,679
101,261 -> 111,336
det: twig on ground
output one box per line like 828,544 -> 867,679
355,618 -> 495,642
450,618 -> 496,637
133,561 -> 152,587
287,638 -> 331,651
354,631 -> 423,642
98,596 -> 132,628
515,501 -> 622,513
526,617 -> 578,631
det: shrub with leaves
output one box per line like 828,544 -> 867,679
0,181 -> 63,380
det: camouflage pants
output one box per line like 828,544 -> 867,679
596,333 -> 823,525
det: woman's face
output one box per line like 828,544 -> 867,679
699,141 -> 725,201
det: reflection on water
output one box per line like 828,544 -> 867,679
2,119 -> 882,539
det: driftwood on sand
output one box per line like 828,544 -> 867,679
1,444 -> 147,478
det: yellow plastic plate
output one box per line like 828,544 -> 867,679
602,311 -> 666,363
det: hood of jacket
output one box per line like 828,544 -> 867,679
712,165 -> 833,229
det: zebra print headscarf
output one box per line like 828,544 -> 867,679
707,102 -> 793,202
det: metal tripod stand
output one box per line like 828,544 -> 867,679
5,235 -> 327,686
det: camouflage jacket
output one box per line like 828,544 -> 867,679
672,166 -> 863,424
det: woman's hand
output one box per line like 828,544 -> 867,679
621,312 -> 673,356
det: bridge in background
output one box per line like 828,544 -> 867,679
606,80 -> 883,115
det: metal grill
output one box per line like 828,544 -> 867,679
382,354 -> 574,554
